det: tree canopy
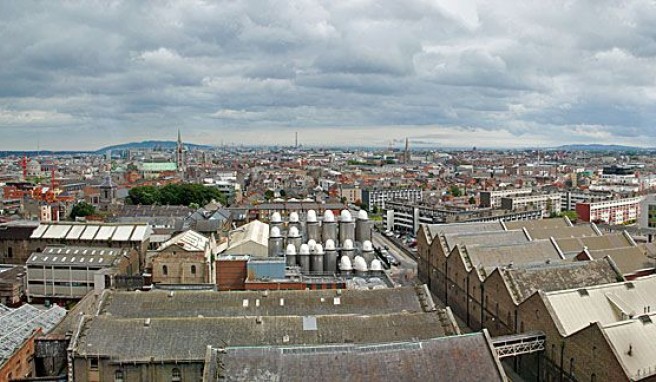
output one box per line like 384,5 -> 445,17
128,184 -> 227,206
70,202 -> 96,219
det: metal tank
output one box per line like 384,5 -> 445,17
288,212 -> 302,235
355,210 -> 372,243
322,210 -> 338,243
306,210 -> 322,243
312,243 -> 324,273
285,244 -> 297,267
353,256 -> 368,276
287,226 -> 302,253
339,210 -> 355,244
268,226 -> 284,257
341,239 -> 355,261
270,212 -> 283,232
339,255 -> 353,276
298,244 -> 311,273
361,240 -> 375,265
323,239 -> 338,273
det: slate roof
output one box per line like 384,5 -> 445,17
75,312 -> 455,362
463,240 -> 562,277
221,332 -> 506,382
101,287 -> 426,318
443,230 -> 529,251
0,304 -> 67,366
556,233 -> 633,254
526,224 -> 599,240
585,246 -> 655,276
426,221 -> 504,239
504,217 -> 571,231
502,258 -> 619,304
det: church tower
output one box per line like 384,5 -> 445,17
176,129 -> 185,174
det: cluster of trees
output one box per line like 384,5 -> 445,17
70,202 -> 96,219
128,184 -> 227,206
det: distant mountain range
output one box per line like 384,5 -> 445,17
96,140 -> 214,153
554,144 -> 652,152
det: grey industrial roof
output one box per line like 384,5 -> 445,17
585,246 -> 655,275
504,217 -> 571,231
444,230 -> 529,251
222,332 -> 506,382
426,221 -> 504,239
0,304 -> 67,366
75,311 -> 454,362
29,223 -> 151,242
556,233 -> 633,254
101,287 -> 426,318
464,240 -> 562,276
503,258 -> 619,304
526,224 -> 599,240
26,246 -> 128,268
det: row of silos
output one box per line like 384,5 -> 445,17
269,209 -> 372,245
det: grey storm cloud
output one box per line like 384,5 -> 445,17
1,0 -> 656,150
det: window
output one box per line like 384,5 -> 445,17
90,359 -> 98,370
7,247 -> 12,258
115,370 -> 124,382
172,367 -> 181,382
191,265 -> 197,275
162,265 -> 168,276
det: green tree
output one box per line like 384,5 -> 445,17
70,202 -> 96,219
449,185 -> 462,197
264,190 -> 274,200
559,210 -> 578,221
468,196 -> 476,205
279,189 -> 286,198
372,205 -> 379,214
127,184 -> 227,206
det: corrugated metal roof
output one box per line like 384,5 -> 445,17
545,275 -> 656,336
29,224 -> 49,239
41,224 -> 72,239
603,316 -> 656,380
65,224 -> 86,240
112,225 -> 135,242
159,230 -> 209,252
79,225 -> 100,240
95,226 -> 117,241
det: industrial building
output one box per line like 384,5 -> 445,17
26,245 -> 139,302
66,286 -> 483,382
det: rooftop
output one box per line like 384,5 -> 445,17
158,230 -> 209,252
221,332 -> 506,382
27,245 -> 129,268
30,222 -> 151,242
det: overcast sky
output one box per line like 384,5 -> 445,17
1,1 -> 656,150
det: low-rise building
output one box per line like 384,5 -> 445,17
501,193 -> 561,218
576,196 -> 643,225
480,188 -> 533,208
150,230 -> 215,285
26,245 -> 139,302
361,187 -> 423,210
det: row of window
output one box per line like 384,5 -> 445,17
162,265 -> 197,276
113,368 -> 181,382
28,280 -> 92,287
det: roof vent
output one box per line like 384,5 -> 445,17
639,315 -> 652,325
256,316 -> 263,324
168,291 -> 174,298
282,335 -> 290,343
144,318 -> 151,327
262,290 -> 269,297
625,282 -> 635,289
577,289 -> 589,296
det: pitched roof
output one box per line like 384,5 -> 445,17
504,217 -> 571,231
158,230 -> 209,252
585,246 -> 655,276
222,332 -> 506,382
463,240 -> 562,277
543,275 -> 656,336
75,311 -> 456,362
101,287 -> 428,318
556,233 -> 633,254
503,258 -> 619,304
526,224 -> 599,240
443,230 -> 529,251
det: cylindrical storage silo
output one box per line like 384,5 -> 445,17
270,212 -> 283,232
285,244 -> 297,267
353,256 -> 368,276
306,210 -> 322,242
322,210 -> 337,243
339,210 -> 355,244
324,239 -> 338,273
268,227 -> 284,257
288,212 -> 302,234
355,210 -> 372,243
339,255 -> 353,276
312,244 -> 324,273
370,259 -> 384,276
287,226 -> 302,252
298,244 -> 311,273
361,240 -> 375,265
341,239 -> 355,261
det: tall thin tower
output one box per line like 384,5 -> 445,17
295,132 -> 298,149
404,138 -> 409,164
176,129 -> 185,174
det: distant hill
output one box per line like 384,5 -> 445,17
95,140 -> 214,153
555,144 -> 650,152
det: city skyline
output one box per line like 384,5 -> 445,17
2,1 -> 656,150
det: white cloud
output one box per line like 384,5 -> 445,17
1,0 -> 656,150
